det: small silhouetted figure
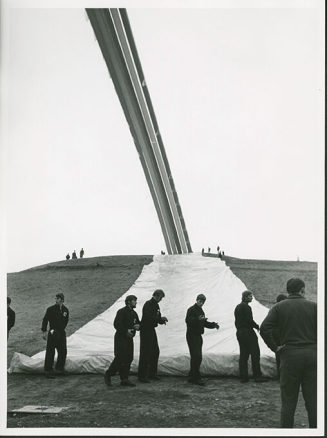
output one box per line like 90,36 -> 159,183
7,297 -> 15,339
161,250 -> 165,255
66,253 -> 70,260
208,247 -> 211,253
221,251 -> 225,259
201,248 -> 204,256
217,246 -> 220,253
80,248 -> 84,258
72,250 -> 77,259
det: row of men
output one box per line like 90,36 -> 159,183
66,248 -> 84,260
40,277 -> 316,428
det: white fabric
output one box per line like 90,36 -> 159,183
8,253 -> 276,376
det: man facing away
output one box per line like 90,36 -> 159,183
260,278 -> 317,428
42,293 -> 69,378
7,297 -> 16,339
138,289 -> 168,383
185,294 -> 219,385
234,290 -> 267,383
104,295 -> 140,387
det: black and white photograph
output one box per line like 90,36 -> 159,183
1,0 -> 324,435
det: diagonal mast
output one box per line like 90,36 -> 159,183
86,8 -> 192,254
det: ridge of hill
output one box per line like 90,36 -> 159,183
7,254 -> 317,366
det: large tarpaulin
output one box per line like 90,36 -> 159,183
8,254 -> 276,376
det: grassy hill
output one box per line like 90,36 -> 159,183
7,254 -> 318,429
224,255 -> 317,307
7,254 -> 317,365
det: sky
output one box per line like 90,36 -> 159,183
1,0 -> 324,272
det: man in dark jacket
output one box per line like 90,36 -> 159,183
42,293 -> 69,378
104,295 -> 140,387
185,294 -> 219,385
234,290 -> 267,383
137,289 -> 168,383
260,278 -> 317,428
7,297 -> 16,339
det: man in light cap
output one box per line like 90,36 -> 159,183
185,294 -> 219,385
42,292 -> 69,378
104,295 -> 140,387
260,278 -> 317,428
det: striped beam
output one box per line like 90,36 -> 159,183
86,8 -> 192,254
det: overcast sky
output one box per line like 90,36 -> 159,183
2,0 -> 324,272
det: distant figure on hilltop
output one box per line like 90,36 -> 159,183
72,250 -> 77,259
217,246 -> 220,253
7,297 -> 15,339
208,247 -> 211,253
66,253 -> 70,260
80,248 -> 84,258
201,248 -> 204,256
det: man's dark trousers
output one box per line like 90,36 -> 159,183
186,332 -> 203,381
279,346 -> 317,428
236,328 -> 262,379
106,333 -> 133,381
44,330 -> 67,372
138,329 -> 159,378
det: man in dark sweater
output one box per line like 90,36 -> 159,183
104,295 -> 140,387
260,278 -> 317,428
7,297 -> 15,339
185,294 -> 219,385
42,293 -> 69,378
137,289 -> 168,383
234,290 -> 267,383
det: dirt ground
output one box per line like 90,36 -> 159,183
7,374 -> 310,429
7,254 -> 317,429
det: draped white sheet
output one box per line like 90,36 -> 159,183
8,253 -> 276,376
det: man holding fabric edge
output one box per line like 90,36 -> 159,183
185,294 -> 219,386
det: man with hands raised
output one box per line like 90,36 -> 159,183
104,295 -> 140,387
138,289 -> 168,383
185,293 -> 219,386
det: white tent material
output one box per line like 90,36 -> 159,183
8,253 -> 276,376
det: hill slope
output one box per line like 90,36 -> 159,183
7,254 -> 317,366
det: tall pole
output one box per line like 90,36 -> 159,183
86,8 -> 192,254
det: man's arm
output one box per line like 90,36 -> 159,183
8,309 -> 15,329
204,319 -> 219,330
41,308 -> 49,340
244,305 -> 259,329
41,308 -> 49,332
260,307 -> 279,352
63,307 -> 69,329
